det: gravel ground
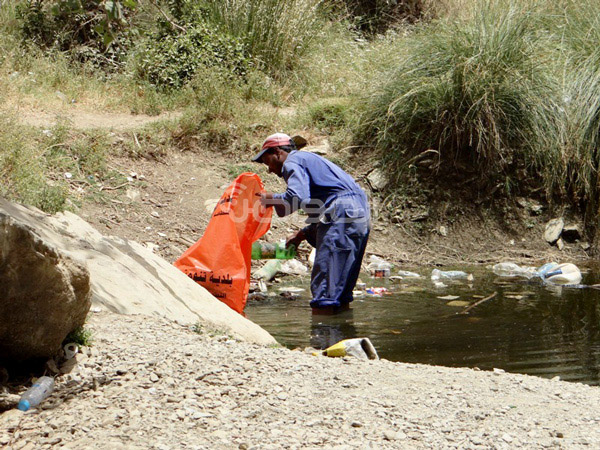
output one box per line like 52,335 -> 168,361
2,310 -> 600,450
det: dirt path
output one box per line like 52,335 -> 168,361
16,106 -> 181,130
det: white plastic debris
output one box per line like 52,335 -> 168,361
63,343 -> 78,360
367,255 -> 392,277
308,248 -> 316,268
396,270 -> 421,278
492,262 -> 537,279
277,286 -> 305,293
431,269 -> 469,280
542,263 -> 582,285
279,259 -> 308,275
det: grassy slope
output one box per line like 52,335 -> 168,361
1,0 -> 600,248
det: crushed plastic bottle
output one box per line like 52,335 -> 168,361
17,376 -> 54,411
492,262 -> 537,279
431,269 -> 469,281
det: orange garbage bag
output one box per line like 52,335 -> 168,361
174,173 -> 272,314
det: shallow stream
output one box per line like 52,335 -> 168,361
245,263 -> 600,385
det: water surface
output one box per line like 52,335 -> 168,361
245,264 -> 600,385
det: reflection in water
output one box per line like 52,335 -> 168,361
310,310 -> 357,350
245,265 -> 600,385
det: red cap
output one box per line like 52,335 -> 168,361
251,133 -> 293,162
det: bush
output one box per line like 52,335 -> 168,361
202,0 -> 326,77
16,0 -> 138,69
64,326 -> 93,346
138,20 -> 249,89
356,1 -> 551,191
307,97 -> 352,131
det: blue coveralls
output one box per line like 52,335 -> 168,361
271,151 -> 370,309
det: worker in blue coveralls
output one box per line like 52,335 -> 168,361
252,132 -> 371,315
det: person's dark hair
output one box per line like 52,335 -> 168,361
278,143 -> 297,153
261,143 -> 296,161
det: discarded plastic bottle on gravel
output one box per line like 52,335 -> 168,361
431,269 -> 469,280
17,376 -> 54,411
251,241 -> 295,260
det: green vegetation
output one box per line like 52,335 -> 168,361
4,0 -> 600,243
202,0 -> 326,76
354,0 -> 600,228
0,114 -> 69,213
357,1 -> 551,189
64,325 -> 93,347
227,164 -> 255,178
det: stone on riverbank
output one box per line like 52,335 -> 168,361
0,198 -> 275,346
0,210 -> 91,361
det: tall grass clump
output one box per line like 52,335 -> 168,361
544,0 -> 600,223
356,0 -> 552,191
202,0 -> 326,76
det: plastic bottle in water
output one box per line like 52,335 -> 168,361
17,376 -> 54,411
251,241 -> 295,260
366,255 -> 392,277
534,262 -> 558,278
492,262 -> 537,278
431,269 -> 469,280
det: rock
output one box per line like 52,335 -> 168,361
304,141 -> 331,156
410,209 -> 430,222
556,237 -> 565,251
544,218 -> 564,245
0,393 -> 20,409
366,168 -> 388,191
561,225 -> 581,243
502,433 -> 513,443
0,409 -> 22,430
0,211 -> 91,361
204,199 -> 219,214
516,197 -> 543,215
0,198 -> 275,346
446,300 -> 470,307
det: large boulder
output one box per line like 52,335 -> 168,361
0,198 -> 276,346
0,213 -> 91,361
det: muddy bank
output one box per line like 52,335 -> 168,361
2,311 -> 599,449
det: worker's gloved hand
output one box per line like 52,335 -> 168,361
286,229 -> 306,249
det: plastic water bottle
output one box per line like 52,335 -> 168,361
366,255 -> 392,277
534,262 -> 558,278
251,241 -> 295,260
492,262 -> 536,278
431,269 -> 469,280
17,376 -> 54,411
